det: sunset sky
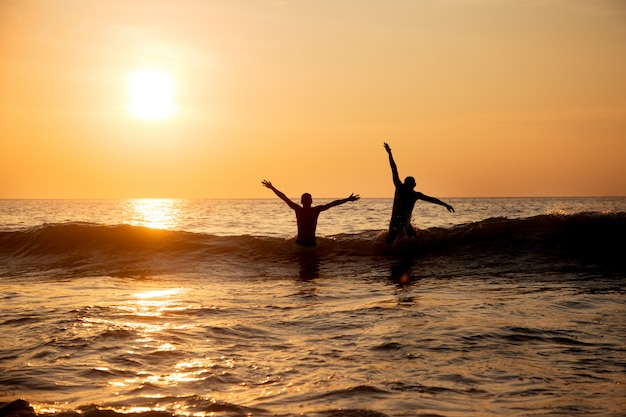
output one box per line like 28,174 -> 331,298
1,0 -> 625,199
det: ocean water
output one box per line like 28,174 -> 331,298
1,197 -> 625,417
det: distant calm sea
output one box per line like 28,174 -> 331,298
1,197 -> 625,417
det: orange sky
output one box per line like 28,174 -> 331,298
1,0 -> 625,198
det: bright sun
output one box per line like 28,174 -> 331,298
127,68 -> 178,120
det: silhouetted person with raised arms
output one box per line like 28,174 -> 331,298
383,142 -> 454,244
262,180 -> 360,247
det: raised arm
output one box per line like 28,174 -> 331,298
417,192 -> 455,213
262,180 -> 300,210
384,142 -> 402,188
318,193 -> 360,211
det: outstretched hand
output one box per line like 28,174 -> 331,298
383,142 -> 391,154
446,204 -> 455,213
348,193 -> 360,202
261,180 -> 273,189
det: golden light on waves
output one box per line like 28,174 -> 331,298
125,199 -> 183,230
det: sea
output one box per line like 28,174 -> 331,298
1,197 -> 625,417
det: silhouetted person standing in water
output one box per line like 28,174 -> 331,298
384,142 -> 454,244
262,180 -> 360,247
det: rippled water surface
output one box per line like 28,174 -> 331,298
2,271 -> 625,416
1,198 -> 625,416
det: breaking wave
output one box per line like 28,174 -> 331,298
1,212 -> 624,278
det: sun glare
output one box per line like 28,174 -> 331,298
125,199 -> 182,229
127,68 -> 178,120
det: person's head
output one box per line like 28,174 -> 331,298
301,193 -> 313,208
404,176 -> 416,189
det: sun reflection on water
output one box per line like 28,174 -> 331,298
134,288 -> 182,300
97,287 -> 211,408
74,286 -> 245,416
124,199 -> 184,230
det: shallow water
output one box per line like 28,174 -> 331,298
2,271 -> 625,417
1,198 -> 625,416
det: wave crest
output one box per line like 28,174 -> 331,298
1,212 -> 624,278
